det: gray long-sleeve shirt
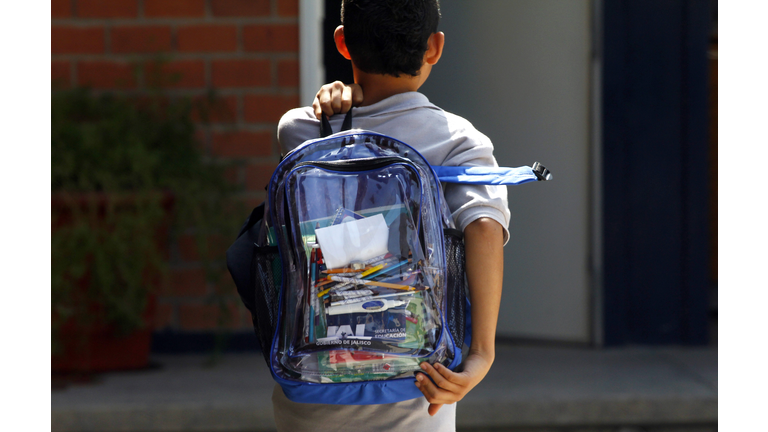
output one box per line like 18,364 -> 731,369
277,91 -> 511,244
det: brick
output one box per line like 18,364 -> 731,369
219,197 -> 251,218
52,27 -> 104,55
177,235 -> 200,262
245,163 -> 277,191
211,0 -> 270,17
111,26 -> 172,54
144,0 -> 205,17
211,131 -> 272,158
194,128 -> 209,147
169,268 -> 208,297
277,0 -> 298,17
177,25 -> 237,53
277,59 -> 299,87
243,24 -> 299,52
177,303 -> 217,330
176,234 -> 229,262
131,95 -> 173,113
209,96 -> 239,123
214,271 -> 238,296
146,60 -> 206,89
243,94 -> 299,123
76,0 -> 137,18
52,0 -> 71,18
154,302 -> 175,329
52,60 -> 71,88
193,95 -> 238,124
77,61 -> 137,89
211,59 -> 270,88
178,302 -> 241,330
223,164 -> 242,185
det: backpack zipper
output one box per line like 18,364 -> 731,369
294,156 -> 413,172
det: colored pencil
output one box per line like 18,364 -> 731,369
364,258 -> 411,279
359,263 -> 386,278
328,275 -> 415,291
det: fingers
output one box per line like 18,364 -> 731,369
419,362 -> 463,393
428,403 -> 443,417
312,90 -> 325,119
313,82 -> 336,119
340,85 -> 353,113
415,358 -> 489,415
350,83 -> 364,105
313,84 -> 331,119
414,362 -> 473,413
414,372 -> 456,405
313,81 -> 343,119
312,81 -> 363,119
312,98 -> 323,119
329,82 -> 343,114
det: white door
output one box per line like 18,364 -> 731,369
420,0 -> 593,342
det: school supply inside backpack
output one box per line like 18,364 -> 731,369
226,110 -> 551,405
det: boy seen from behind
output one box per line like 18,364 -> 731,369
273,1 -> 509,430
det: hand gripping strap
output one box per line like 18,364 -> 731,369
432,163 -> 552,185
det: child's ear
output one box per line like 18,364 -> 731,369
334,25 -> 352,60
424,32 -> 445,66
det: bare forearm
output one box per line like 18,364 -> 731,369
414,217 -> 505,415
463,217 -> 504,362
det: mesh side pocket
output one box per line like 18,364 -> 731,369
444,229 -> 466,350
251,245 -> 281,365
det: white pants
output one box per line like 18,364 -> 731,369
271,384 -> 457,432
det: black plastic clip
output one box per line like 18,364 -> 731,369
532,161 -> 552,181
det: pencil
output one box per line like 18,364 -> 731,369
308,248 -> 317,342
364,259 -> 410,279
322,268 -> 364,274
359,263 -> 386,278
328,275 -> 415,291
317,286 -> 333,298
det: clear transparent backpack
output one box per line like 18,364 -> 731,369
226,111 -> 551,404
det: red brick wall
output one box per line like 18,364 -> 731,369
52,0 -> 300,334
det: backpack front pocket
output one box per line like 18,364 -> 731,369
274,158 -> 450,382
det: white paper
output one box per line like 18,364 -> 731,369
315,213 -> 389,269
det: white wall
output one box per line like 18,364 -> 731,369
299,0 -> 324,106
420,0 -> 593,342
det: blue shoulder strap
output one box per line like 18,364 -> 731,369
432,161 -> 552,185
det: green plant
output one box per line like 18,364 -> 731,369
51,87 -> 242,354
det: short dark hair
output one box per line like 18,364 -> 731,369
341,0 -> 441,77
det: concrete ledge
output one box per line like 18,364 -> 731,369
51,346 -> 717,432
455,346 -> 717,429
53,405 -> 275,432
457,398 -> 717,429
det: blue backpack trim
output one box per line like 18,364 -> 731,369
272,331 -> 465,405
432,165 -> 539,185
276,373 -> 424,405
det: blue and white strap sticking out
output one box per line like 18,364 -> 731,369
432,161 -> 552,185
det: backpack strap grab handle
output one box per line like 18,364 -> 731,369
432,163 -> 553,185
320,108 -> 354,137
